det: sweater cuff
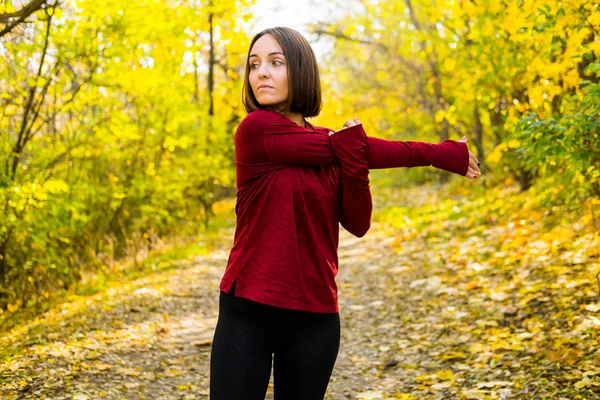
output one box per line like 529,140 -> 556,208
329,124 -> 370,187
433,140 -> 469,176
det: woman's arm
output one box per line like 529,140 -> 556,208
367,137 -> 469,176
245,109 -> 469,175
264,120 -> 469,176
329,124 -> 372,238
264,119 -> 340,166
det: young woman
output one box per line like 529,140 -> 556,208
209,27 -> 481,400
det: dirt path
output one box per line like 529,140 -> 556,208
1,221 -> 420,400
1,211 -> 598,399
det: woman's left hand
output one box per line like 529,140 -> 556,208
460,136 -> 481,179
329,117 -> 361,136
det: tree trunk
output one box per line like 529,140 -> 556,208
473,103 -> 486,171
489,97 -> 507,147
208,10 -> 215,118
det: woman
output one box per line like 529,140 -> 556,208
210,27 -> 481,400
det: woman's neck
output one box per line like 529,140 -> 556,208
281,111 -> 306,128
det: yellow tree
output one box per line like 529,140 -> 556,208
311,0 -> 598,191
0,0 -> 253,310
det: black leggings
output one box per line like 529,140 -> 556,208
209,281 -> 341,400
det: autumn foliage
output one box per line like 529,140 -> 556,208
1,0 -> 598,353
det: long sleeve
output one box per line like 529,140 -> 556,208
329,124 -> 372,238
239,109 -> 469,175
261,114 -> 468,176
264,119 -> 339,167
367,137 -> 469,176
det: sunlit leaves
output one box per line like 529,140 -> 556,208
0,0 -> 251,311
315,0 -> 597,201
366,179 -> 600,398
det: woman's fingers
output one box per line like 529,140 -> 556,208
459,139 -> 480,180
466,166 -> 479,179
343,117 -> 360,129
469,153 -> 481,173
466,150 -> 481,179
466,166 -> 480,179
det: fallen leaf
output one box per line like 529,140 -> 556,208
437,369 -> 454,380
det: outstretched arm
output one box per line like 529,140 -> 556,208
367,137 -> 470,176
244,109 -> 473,177
264,119 -> 471,176
366,135 -> 481,178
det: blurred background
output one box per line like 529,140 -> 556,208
0,0 -> 598,316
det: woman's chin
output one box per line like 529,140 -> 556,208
257,100 -> 285,110
257,98 -> 279,106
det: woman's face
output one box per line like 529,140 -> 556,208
248,34 -> 289,110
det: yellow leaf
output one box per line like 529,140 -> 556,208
574,378 -> 600,389
400,363 -> 419,369
572,170 -> 585,184
94,363 -> 112,371
437,369 -> 454,380
43,179 -> 70,194
415,374 -> 433,383
5,105 -> 17,116
443,57 -> 457,72
589,41 -> 600,57
440,351 -> 465,361
562,69 -> 580,88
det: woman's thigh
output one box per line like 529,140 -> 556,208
272,312 -> 340,400
209,291 -> 273,400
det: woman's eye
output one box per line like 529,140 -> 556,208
250,60 -> 283,70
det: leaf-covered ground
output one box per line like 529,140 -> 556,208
1,182 -> 599,399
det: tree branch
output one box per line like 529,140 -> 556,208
0,0 -> 48,37
9,3 -> 54,181
311,26 -> 389,53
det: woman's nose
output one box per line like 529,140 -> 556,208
257,63 -> 269,78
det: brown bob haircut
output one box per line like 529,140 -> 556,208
242,27 -> 322,118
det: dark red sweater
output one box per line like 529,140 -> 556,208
219,109 -> 469,313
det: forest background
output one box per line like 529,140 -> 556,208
0,0 -> 599,396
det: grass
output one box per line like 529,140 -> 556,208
0,197 -> 236,338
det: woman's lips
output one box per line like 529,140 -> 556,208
258,86 -> 273,90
